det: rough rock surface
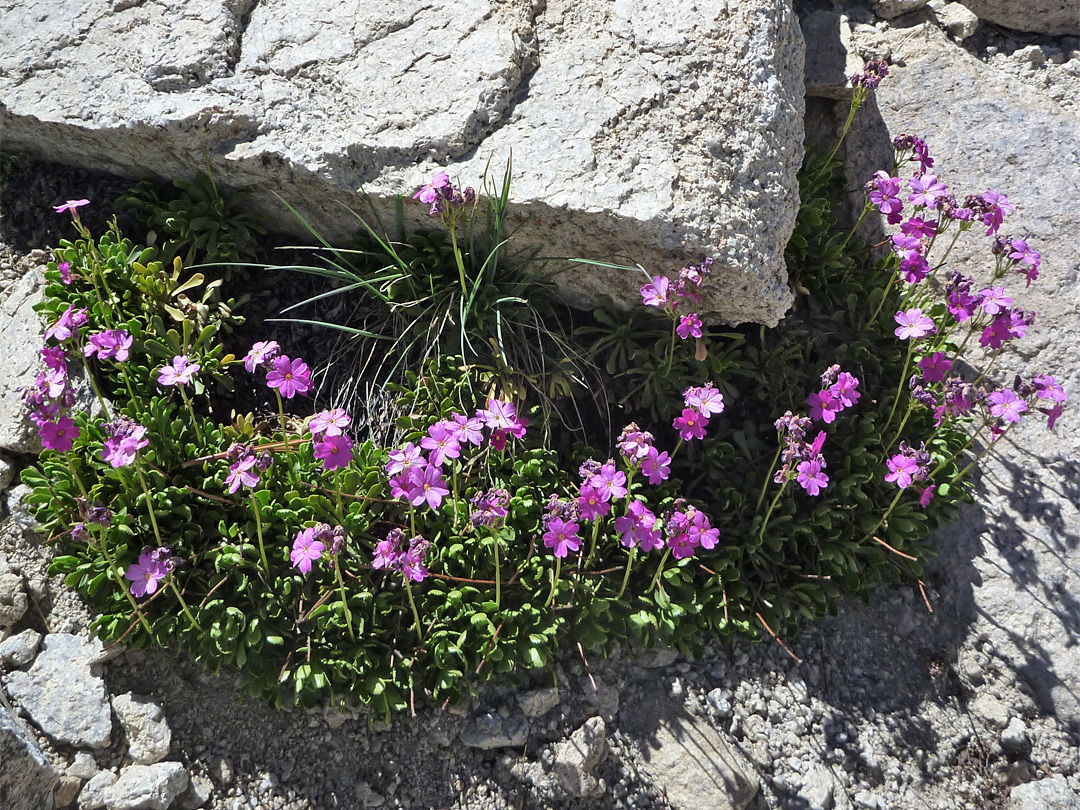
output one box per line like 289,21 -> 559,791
98,762 -> 189,810
552,716 -> 607,798
956,0 -> 1080,36
0,701 -> 59,810
620,692 -> 758,810
0,554 -> 28,628
1008,774 -> 1080,809
871,0 -> 930,18
802,10 -> 864,98
0,627 -> 43,667
846,19 -> 1080,729
0,0 -> 806,326
112,693 -> 172,765
5,632 -> 114,749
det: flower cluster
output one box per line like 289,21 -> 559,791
157,355 -> 200,387
808,365 -> 861,425
640,259 -> 714,341
125,546 -> 178,598
850,59 -> 889,91
84,329 -> 133,362
244,342 -> 312,400
310,407 -> 355,471
470,488 -> 510,528
413,171 -> 476,218
372,529 -> 430,581
290,523 -> 346,575
673,382 -> 725,441
223,442 -> 272,493
101,417 -> 149,468
25,345 -> 81,452
386,399 -> 526,510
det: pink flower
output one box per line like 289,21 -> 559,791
830,372 -> 860,408
407,465 -> 449,510
869,171 -> 904,223
414,171 -> 451,206
673,408 -> 707,441
641,276 -> 672,308
386,443 -> 425,477
1033,375 -> 1067,403
543,517 -> 581,558
265,355 -> 312,399
39,415 -> 79,452
808,390 -> 842,424
477,398 -> 518,431
57,261 -> 75,284
53,199 -> 90,216
290,528 -> 325,575
101,424 -> 148,468
979,190 -> 1014,235
450,413 -> 484,445
44,306 -> 88,343
684,383 -> 725,417
885,455 -> 920,489
225,456 -> 260,494
614,500 -> 660,549
85,330 -> 133,362
676,313 -> 703,340
314,433 -> 354,470
421,421 -> 462,467
588,463 -> 627,502
918,352 -> 952,384
1039,403 -> 1064,431
642,448 -> 671,485
126,550 -> 167,598
894,308 -> 935,340
978,286 -> 1012,316
906,174 -> 948,209
919,485 -> 936,508
489,429 -> 508,452
308,408 -> 350,437
987,389 -> 1026,423
243,341 -> 280,372
796,459 -> 828,496
157,355 -> 200,387
577,485 -> 611,521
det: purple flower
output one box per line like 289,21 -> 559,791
290,528 -> 325,575
577,485 -> 611,521
126,550 -> 168,598
470,488 -> 510,528
919,485 -> 936,509
830,372 -> 861,408
1008,238 -> 1041,286
673,408 -> 708,441
265,355 -> 312,399
489,429 -> 508,452
414,171 -> 452,207
894,308 -> 936,340
900,216 -> 937,239
987,389 -> 1026,423
885,455 -> 921,489
44,306 -> 88,343
979,190 -> 1015,235
796,459 -> 828,496
869,171 -> 904,224
386,443 -> 425,477
477,398 -> 518,431
1033,375 -> 1067,403
588,463 -> 627,502
978,286 -> 1012,316
684,383 -> 725,417
450,412 -> 485,446
57,261 -> 75,284
373,530 -> 405,570
84,329 -> 134,363
314,433 -> 354,470
614,500 -> 661,550
1039,403 -> 1064,431
39,414 -> 79,452
641,275 -> 673,308
542,517 -> 581,559
808,389 -> 841,424
308,408 -> 350,437
101,421 -> 148,468
407,465 -> 450,510
225,456 -> 260,493
918,352 -> 952,384
617,423 -> 654,462
53,199 -> 90,216
399,537 -> 430,582
421,421 -> 462,467
641,448 -> 671,485
907,174 -> 948,209
946,273 -> 977,322
243,341 -> 281,372
676,313 -> 703,340
157,355 -> 200,387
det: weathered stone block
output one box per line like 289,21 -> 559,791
0,0 -> 805,325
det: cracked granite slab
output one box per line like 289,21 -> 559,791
0,0 -> 805,325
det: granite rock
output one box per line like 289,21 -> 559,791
870,0 -> 930,18
0,702 -> 60,810
956,1 -> 1079,36
78,771 -> 118,810
98,762 -> 189,810
112,693 -> 172,765
553,716 -> 607,798
802,10 -> 864,99
0,627 -> 43,667
1008,775 -> 1080,809
0,555 -> 28,628
0,0 -> 807,326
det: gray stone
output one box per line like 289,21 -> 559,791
56,774 -> 84,808
1015,45 -> 1048,66
1008,776 -> 1080,810
5,633 -> 113,749
798,765 -> 838,810
802,11 -> 864,99
7,483 -> 39,533
0,627 -> 43,667
579,674 -> 619,720
871,0 -> 930,18
553,716 -> 606,798
68,751 -> 101,781
516,686 -> 560,718
112,693 -> 172,765
970,693 -> 1011,729
459,713 -> 528,749
0,0 -> 807,326
1001,717 -> 1031,755
0,701 -> 60,810
0,556 -> 28,628
956,1 -> 1079,36
847,21 -> 1080,729
0,454 -> 14,494
177,774 -> 213,810
927,1 -> 980,40
78,771 -> 118,810
620,693 -> 757,810
99,762 -> 189,810
0,270 -> 46,453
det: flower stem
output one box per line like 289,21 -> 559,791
274,391 -> 298,487
167,575 -> 201,631
95,525 -> 153,635
334,557 -> 356,641
881,342 -> 915,439
403,577 -> 424,645
755,445 -> 783,512
545,558 -> 562,609
616,547 -> 637,601
648,548 -> 671,594
251,493 -> 270,576
179,387 -> 204,445
492,530 -> 501,609
133,460 -> 163,548
757,480 -> 789,542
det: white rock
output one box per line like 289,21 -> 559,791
0,556 -> 28,628
928,1 -> 980,40
78,771 -> 118,810
1014,45 -> 1048,66
553,717 -> 607,798
0,627 -> 43,667
0,702 -> 60,810
7,483 -> 39,533
956,1 -> 1079,36
1007,775 -> 1080,809
516,686 -> 560,718
99,762 -> 189,810
871,0 -> 930,18
1001,717 -> 1030,754
112,693 -> 173,765
0,454 -> 14,494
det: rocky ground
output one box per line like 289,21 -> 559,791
3,2 -> 1080,810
